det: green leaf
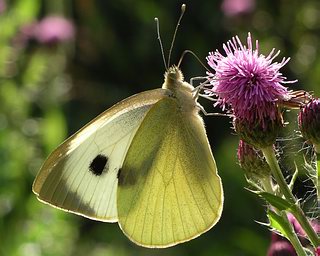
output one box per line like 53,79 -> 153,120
259,192 -> 293,211
267,210 -> 292,240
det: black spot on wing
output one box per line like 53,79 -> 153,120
89,154 -> 108,176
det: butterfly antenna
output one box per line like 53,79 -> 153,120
178,50 -> 210,72
168,4 -> 186,67
155,17 -> 168,70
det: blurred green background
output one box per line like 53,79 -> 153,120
1,0 -> 319,255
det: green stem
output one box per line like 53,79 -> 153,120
261,180 -> 306,255
280,212 -> 307,256
262,146 -> 320,248
262,146 -> 295,203
293,205 -> 320,248
261,176 -> 274,194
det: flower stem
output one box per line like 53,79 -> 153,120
292,205 -> 320,248
261,176 -> 274,194
262,146 -> 295,202
262,146 -> 320,248
280,212 -> 307,256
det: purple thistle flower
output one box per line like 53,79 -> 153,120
0,0 -> 6,14
287,213 -> 306,237
34,16 -> 75,44
267,240 -> 296,256
298,98 -> 320,152
221,0 -> 255,17
206,33 -> 294,129
19,16 -> 75,46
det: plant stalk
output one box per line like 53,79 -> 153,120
262,146 -> 320,248
280,212 -> 308,256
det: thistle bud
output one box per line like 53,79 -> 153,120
234,107 -> 284,149
298,98 -> 320,153
267,240 -> 296,256
237,140 -> 271,179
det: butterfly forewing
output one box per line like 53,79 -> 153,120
117,97 -> 223,247
33,89 -> 168,222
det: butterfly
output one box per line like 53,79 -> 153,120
32,5 -> 223,248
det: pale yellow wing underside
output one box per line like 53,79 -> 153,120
117,97 -> 223,247
33,89 -> 169,222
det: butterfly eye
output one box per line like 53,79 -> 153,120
89,154 -> 109,176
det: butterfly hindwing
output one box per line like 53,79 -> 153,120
33,89 -> 169,222
117,97 -> 223,247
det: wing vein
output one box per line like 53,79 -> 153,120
184,121 -> 220,211
172,138 -> 186,240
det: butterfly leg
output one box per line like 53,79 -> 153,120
197,93 -> 217,102
197,103 -> 230,117
190,76 -> 207,100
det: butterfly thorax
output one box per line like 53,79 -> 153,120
162,66 -> 198,114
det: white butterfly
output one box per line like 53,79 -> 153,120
33,4 -> 224,248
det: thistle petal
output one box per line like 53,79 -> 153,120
206,33 -> 293,129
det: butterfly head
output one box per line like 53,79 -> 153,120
162,66 -> 198,114
162,65 -> 193,92
164,66 -> 183,83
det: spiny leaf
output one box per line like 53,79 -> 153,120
259,192 -> 293,211
267,210 -> 292,240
